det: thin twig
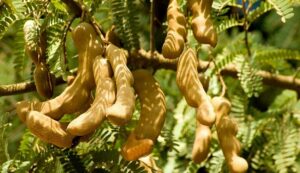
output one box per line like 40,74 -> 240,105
211,59 -> 227,97
62,16 -> 76,72
242,0 -> 251,57
150,0 -> 155,57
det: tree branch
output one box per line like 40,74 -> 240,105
137,49 -> 300,91
150,0 -> 155,57
0,77 -> 65,97
1,49 -> 300,97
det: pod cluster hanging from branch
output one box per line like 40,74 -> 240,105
14,0 -> 249,171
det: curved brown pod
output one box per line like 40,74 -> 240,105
162,0 -> 187,59
23,20 -> 40,64
176,48 -> 215,126
192,121 -> 211,163
105,44 -> 135,126
212,97 -> 248,173
187,0 -> 217,47
24,20 -> 54,98
16,22 -> 103,121
67,57 -> 116,136
34,63 -> 54,99
26,111 -> 74,148
121,69 -> 166,161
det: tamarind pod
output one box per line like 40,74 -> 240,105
67,58 -> 116,136
132,69 -> 166,140
196,97 -> 216,127
192,121 -> 211,163
212,97 -> 248,173
211,96 -> 231,126
24,20 -> 47,64
26,111 -> 74,148
121,133 -> 154,161
23,20 -> 39,64
34,63 -> 55,99
216,117 -> 248,173
16,101 -> 35,122
176,48 -> 216,126
16,22 -> 102,120
24,20 -> 54,98
105,44 -> 135,126
122,69 -> 166,161
187,0 -> 217,47
162,0 -> 186,59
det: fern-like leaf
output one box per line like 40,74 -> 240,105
111,0 -> 140,51
267,0 -> 294,22
18,130 -> 36,159
206,150 -> 225,173
12,20 -> 27,81
212,0 -> 242,10
45,13 -> 66,76
216,16 -> 243,33
254,49 -> 300,63
235,55 -> 263,97
229,87 -> 248,122
0,4 -> 18,40
56,148 -> 87,173
183,161 -> 200,173
248,1 -> 273,23
273,127 -> 298,173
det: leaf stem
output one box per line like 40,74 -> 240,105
242,0 -> 251,57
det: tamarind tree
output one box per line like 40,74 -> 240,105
0,0 -> 300,172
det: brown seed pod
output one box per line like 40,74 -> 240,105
211,96 -> 231,126
24,20 -> 54,98
176,48 -> 215,126
16,22 -> 102,121
23,20 -> 40,64
192,121 -> 211,163
67,57 -> 116,136
34,63 -> 55,99
105,44 -> 135,126
212,97 -> 248,173
121,133 -> 154,161
162,0 -> 186,59
26,111 -> 74,148
187,0 -> 217,47
121,69 -> 166,161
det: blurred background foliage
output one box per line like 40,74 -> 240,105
0,0 -> 300,172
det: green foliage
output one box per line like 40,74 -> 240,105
254,48 -> 300,62
0,0 -> 300,173
235,55 -> 263,97
268,0 -> 294,22
216,16 -> 243,34
111,0 -> 140,51
0,4 -> 18,40
248,1 -> 273,23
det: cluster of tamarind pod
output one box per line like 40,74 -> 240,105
162,0 -> 217,60
15,0 -> 248,172
164,0 -> 248,172
16,21 -> 166,161
177,48 -> 248,173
